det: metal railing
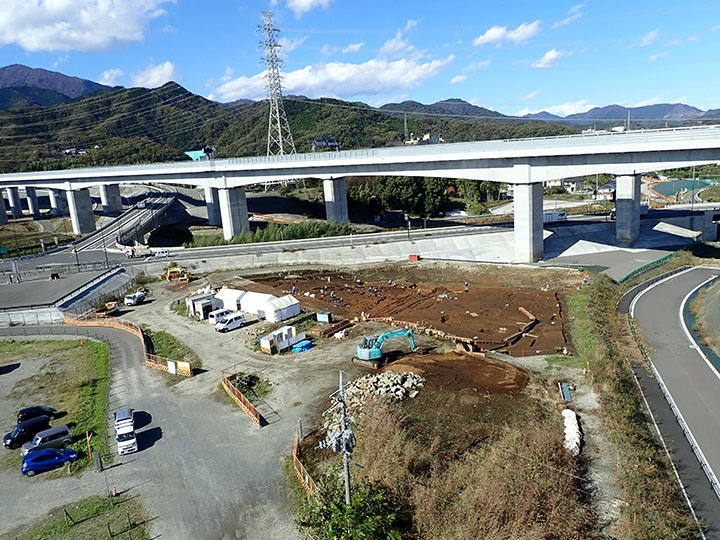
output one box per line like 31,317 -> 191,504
628,315 -> 720,501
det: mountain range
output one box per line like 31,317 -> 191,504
1,64 -> 718,174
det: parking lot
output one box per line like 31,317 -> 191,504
0,290 -> 367,540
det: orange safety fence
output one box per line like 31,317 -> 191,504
221,371 -> 262,427
293,434 -> 316,495
64,314 -> 193,377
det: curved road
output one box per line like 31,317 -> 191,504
632,266 -> 720,536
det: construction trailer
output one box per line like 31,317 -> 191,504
260,326 -> 306,354
186,293 -> 216,320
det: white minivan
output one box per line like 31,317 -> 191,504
215,311 -> 246,333
208,308 -> 231,325
155,249 -> 170,258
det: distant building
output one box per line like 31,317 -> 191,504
544,178 -> 585,193
185,146 -> 216,161
597,181 -> 616,200
404,133 -> 454,145
312,135 -> 340,152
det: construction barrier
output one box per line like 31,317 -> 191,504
293,433 -> 316,495
221,371 -> 262,428
63,314 -> 193,377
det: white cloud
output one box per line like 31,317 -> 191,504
517,99 -> 597,117
99,68 -> 124,86
210,55 -> 454,102
373,94 -> 409,107
639,28 -> 660,47
132,61 -> 177,88
379,19 -> 417,58
52,55 -> 70,68
462,60 -> 491,72
220,66 -> 234,82
287,0 -> 333,17
711,24 -> 720,32
531,49 -> 569,68
342,42 -> 364,54
674,96 -> 687,103
666,38 -> 683,47
278,36 -> 307,54
473,20 -> 541,46
628,96 -> 661,107
553,2 -> 586,29
320,43 -> 339,56
0,0 -> 171,52
519,90 -> 537,101
451,74 -> 467,84
649,51 -> 668,61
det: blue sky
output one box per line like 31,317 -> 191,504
0,1 -> 718,116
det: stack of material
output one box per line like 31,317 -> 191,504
323,372 -> 424,437
561,408 -> 582,456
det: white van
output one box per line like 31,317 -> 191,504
208,308 -> 232,325
155,249 -> 170,258
215,311 -> 246,333
114,408 -> 137,455
124,291 -> 146,306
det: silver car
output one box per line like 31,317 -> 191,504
21,425 -> 72,456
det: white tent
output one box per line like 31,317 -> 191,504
214,287 -> 246,311
265,294 -> 300,323
239,291 -> 277,319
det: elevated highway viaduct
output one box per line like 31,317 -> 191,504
2,125 -> 720,263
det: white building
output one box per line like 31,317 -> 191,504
214,287 -> 246,311
265,295 -> 301,323
239,291 -> 278,319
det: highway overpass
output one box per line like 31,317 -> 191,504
2,125 -> 720,262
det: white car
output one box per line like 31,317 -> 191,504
155,249 -> 170,258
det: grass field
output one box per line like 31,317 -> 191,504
0,494 -> 150,540
142,327 -> 201,370
1,339 -> 111,474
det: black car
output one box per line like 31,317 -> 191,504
17,406 -> 58,423
3,415 -> 50,449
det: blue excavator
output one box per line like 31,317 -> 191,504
357,328 -> 417,361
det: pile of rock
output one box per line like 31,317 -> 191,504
561,408 -> 583,456
323,371 -> 424,436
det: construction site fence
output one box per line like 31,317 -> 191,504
220,371 -> 261,427
293,433 -> 316,495
63,314 -> 193,377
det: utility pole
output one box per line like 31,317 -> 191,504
317,371 -> 355,505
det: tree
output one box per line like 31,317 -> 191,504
298,473 -> 404,540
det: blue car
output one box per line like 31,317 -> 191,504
21,448 -> 78,476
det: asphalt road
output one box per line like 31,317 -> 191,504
632,266 -> 720,537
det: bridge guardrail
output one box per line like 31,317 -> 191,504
628,314 -> 720,502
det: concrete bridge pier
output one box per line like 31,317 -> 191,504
49,189 -> 69,216
99,184 -> 122,214
67,188 -> 96,235
25,187 -> 39,217
513,182 -> 544,263
0,196 -> 7,225
205,187 -> 222,226
6,187 -> 22,218
219,187 -> 249,240
615,174 -> 641,246
323,177 -> 349,224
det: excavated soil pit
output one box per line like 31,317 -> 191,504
382,352 -> 529,395
250,270 -> 570,356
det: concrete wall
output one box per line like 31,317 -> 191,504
67,188 -> 96,235
219,187 -> 250,240
205,187 -> 221,226
100,184 -> 123,214
49,189 -> 69,216
24,187 -> 39,217
6,187 -> 21,218
323,178 -> 349,224
513,183 -> 543,262
616,174 -> 641,245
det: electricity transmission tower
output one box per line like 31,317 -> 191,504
258,11 -> 296,158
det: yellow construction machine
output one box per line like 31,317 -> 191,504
159,267 -> 191,282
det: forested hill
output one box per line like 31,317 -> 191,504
0,82 -> 575,173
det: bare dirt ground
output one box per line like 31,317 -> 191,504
383,351 -> 529,394
239,266 -> 573,356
